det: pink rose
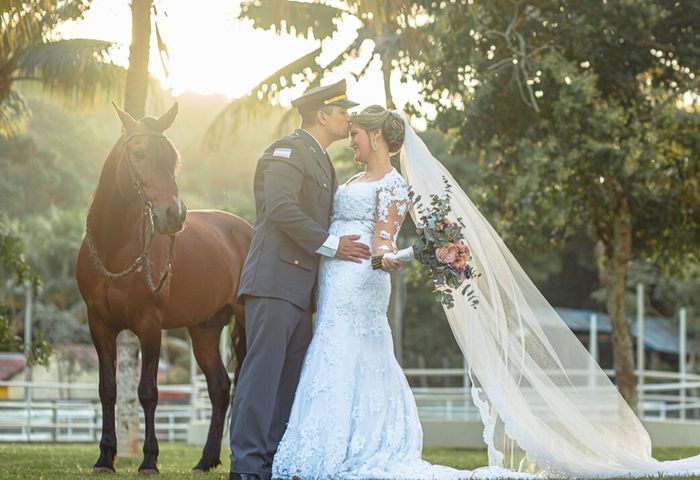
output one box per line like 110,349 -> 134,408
436,244 -> 458,264
456,240 -> 470,258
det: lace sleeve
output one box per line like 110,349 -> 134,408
373,173 -> 410,255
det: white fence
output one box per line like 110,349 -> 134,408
0,379 -> 208,443
2,367 -> 700,442
406,368 -> 700,422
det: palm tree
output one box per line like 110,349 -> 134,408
204,0 -> 430,150
0,0 -> 125,137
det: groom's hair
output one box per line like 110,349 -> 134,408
300,105 -> 334,128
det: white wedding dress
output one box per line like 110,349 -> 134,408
272,169 -> 509,480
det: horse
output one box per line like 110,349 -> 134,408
76,103 -> 252,474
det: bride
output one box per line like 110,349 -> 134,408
272,105 -> 700,479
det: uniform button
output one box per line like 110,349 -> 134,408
323,183 -> 328,188
294,260 -> 299,265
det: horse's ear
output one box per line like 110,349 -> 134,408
154,103 -> 178,132
112,101 -> 137,131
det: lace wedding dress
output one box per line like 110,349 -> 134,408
272,169 -> 512,480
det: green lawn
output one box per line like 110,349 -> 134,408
0,443 -> 699,479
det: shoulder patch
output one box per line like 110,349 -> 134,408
272,147 -> 292,159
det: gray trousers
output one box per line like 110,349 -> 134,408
229,296 -> 312,480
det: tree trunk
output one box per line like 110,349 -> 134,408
381,58 -> 394,109
599,191 -> 637,412
116,0 -> 152,458
124,0 -> 151,119
116,330 -> 141,458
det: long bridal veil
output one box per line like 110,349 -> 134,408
397,114 -> 700,477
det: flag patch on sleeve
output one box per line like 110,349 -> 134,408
273,147 -> 292,159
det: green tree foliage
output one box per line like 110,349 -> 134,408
415,0 -> 700,409
0,0 -> 125,137
0,136 -> 86,216
0,214 -> 50,365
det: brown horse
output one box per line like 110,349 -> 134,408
76,103 -> 251,474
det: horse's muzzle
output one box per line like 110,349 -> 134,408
154,198 -> 187,234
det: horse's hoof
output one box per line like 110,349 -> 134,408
138,468 -> 159,475
93,466 -> 115,474
192,458 -> 221,472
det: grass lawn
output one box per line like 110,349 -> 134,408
0,443 -> 699,479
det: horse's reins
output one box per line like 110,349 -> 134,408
85,131 -> 176,294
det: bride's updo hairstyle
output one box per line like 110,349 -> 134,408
351,105 -> 405,154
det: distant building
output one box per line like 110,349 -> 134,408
0,353 -> 25,399
556,308 -> 698,372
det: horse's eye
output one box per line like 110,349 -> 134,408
133,150 -> 146,160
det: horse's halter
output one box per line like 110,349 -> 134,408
84,130 -> 177,294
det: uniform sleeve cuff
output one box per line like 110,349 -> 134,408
316,234 -> 340,257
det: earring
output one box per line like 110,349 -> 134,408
371,141 -> 379,152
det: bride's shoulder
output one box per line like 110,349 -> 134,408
380,168 -> 408,189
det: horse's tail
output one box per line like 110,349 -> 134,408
226,213 -> 251,391
230,307 -> 247,388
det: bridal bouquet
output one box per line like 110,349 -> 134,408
371,178 -> 479,309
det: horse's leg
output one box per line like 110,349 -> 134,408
88,311 -> 119,473
189,308 -> 231,472
136,326 -> 162,474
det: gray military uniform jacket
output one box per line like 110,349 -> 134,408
237,129 -> 338,311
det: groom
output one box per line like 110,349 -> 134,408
229,79 -> 370,480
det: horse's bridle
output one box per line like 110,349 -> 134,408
84,131 -> 177,294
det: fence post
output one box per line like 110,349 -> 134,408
52,403 -> 57,442
588,314 -> 598,387
220,323 -> 229,369
589,314 -> 599,362
190,337 -> 198,420
680,307 -> 687,420
636,283 -> 645,417
23,280 -> 33,441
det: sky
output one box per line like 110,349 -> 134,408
56,0 -> 421,110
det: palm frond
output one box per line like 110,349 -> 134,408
202,94 -> 299,153
254,46 -> 322,100
15,38 -> 125,110
203,47 -> 323,151
44,0 -> 92,29
1,1 -> 45,59
240,0 -> 344,41
0,89 -> 30,138
321,25 -> 376,78
0,0 -> 91,65
152,1 -> 170,77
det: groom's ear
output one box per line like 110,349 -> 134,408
316,109 -> 329,126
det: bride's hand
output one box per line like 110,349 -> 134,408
381,256 -> 403,273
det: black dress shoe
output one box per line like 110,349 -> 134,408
229,473 -> 261,480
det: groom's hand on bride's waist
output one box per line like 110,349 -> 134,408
336,235 -> 371,263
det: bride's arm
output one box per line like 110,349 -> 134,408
372,179 -> 411,256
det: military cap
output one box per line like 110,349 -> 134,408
291,79 -> 359,113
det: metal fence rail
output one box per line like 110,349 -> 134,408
0,380 -> 200,442
2,367 -> 700,442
